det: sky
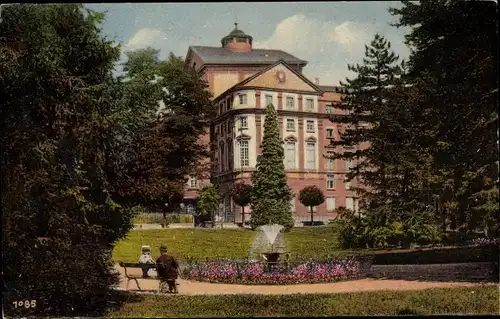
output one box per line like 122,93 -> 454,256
85,2 -> 412,85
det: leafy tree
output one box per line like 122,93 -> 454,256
1,4 -> 133,316
298,186 -> 325,225
250,104 -> 294,230
196,184 -> 220,223
111,49 -> 215,219
230,182 -> 253,225
389,0 -> 498,236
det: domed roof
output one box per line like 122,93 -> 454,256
221,23 -> 253,47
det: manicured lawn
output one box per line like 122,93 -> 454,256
112,225 -> 498,264
113,228 -> 256,263
106,286 -> 498,317
112,225 -> 344,263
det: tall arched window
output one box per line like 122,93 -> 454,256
305,137 -> 317,170
284,136 -> 297,169
236,135 -> 251,168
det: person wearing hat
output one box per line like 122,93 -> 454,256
156,245 -> 179,293
138,245 -> 155,278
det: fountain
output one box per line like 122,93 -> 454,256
249,223 -> 287,271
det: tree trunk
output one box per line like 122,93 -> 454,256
437,197 -> 446,233
310,206 -> 314,226
241,205 -> 245,226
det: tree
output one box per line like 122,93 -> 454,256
230,182 -> 253,225
1,4 -> 133,316
196,184 -> 220,224
250,104 -> 294,230
328,33 -> 424,222
389,0 -> 498,236
298,186 -> 325,225
110,49 -> 215,219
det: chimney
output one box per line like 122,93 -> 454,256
314,77 -> 319,85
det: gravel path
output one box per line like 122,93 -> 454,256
114,264 -> 496,295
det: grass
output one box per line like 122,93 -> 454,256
113,225 -> 344,263
106,286 -> 499,317
113,228 -> 256,263
113,225 -> 499,263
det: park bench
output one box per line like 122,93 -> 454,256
119,262 -> 179,292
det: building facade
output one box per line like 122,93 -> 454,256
182,24 -> 360,223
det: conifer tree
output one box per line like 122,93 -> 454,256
250,104 -> 294,230
328,34 -> 423,219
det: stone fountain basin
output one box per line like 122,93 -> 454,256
261,252 -> 283,264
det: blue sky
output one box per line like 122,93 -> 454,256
86,2 -> 411,85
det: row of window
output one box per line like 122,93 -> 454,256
217,139 -> 353,171
214,117 -> 247,137
285,119 -> 316,132
218,94 -> 319,117
291,196 -> 358,212
284,141 -> 354,171
215,117 -> 337,140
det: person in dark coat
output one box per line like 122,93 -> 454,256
156,245 -> 179,293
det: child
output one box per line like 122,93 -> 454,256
138,245 -> 154,278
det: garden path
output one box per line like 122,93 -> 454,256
114,264 -> 495,295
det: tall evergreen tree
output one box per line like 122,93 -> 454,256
390,0 -> 499,235
250,104 -> 294,230
328,34 -> 424,219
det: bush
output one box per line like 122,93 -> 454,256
370,245 -> 499,265
339,210 -> 442,249
105,286 -> 498,317
302,221 -> 326,226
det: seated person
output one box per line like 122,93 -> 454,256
138,245 -> 154,278
156,245 -> 179,293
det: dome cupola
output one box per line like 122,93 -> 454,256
221,23 -> 253,52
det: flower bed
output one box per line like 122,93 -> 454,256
467,238 -> 500,247
181,256 -> 373,285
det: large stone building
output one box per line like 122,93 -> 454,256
182,24 -> 360,223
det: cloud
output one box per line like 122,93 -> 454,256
125,28 -> 170,52
254,14 -> 408,85
114,27 -> 190,76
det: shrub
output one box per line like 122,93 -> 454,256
195,184 -> 220,222
298,186 -> 325,226
370,245 -> 499,265
230,183 -> 253,223
339,210 -> 442,249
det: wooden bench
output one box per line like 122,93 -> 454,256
119,262 -> 160,291
119,262 -> 180,292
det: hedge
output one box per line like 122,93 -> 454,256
370,245 -> 499,265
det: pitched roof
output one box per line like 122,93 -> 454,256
189,46 -> 308,65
